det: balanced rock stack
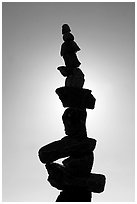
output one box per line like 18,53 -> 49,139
38,24 -> 106,202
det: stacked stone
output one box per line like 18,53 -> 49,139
38,24 -> 106,202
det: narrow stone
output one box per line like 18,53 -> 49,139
62,108 -> 87,138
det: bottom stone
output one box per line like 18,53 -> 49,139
56,188 -> 92,202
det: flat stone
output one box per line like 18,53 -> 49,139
65,68 -> 85,88
38,136 -> 96,164
56,87 -> 96,109
46,162 -> 106,193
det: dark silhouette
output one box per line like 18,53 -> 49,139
62,108 -> 87,138
38,24 -> 106,202
56,87 -> 96,109
38,136 -> 96,164
56,188 -> 91,202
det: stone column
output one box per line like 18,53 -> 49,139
38,24 -> 106,202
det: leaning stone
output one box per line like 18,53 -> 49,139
65,68 -> 85,88
57,66 -> 68,77
57,66 -> 74,77
38,136 -> 96,164
56,87 -> 96,109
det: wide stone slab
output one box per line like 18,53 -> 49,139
56,87 -> 96,109
38,136 -> 96,164
46,162 -> 106,193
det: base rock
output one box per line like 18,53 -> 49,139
56,188 -> 91,202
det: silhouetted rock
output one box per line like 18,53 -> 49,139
57,67 -> 85,88
46,163 -> 65,190
56,188 -> 91,202
56,87 -> 96,109
65,67 -> 85,88
63,53 -> 81,67
57,66 -> 73,77
63,32 -> 74,41
62,24 -> 71,34
38,24 -> 106,202
62,108 -> 87,138
38,136 -> 96,164
69,173 -> 106,193
61,41 -> 80,56
46,162 -> 106,193
61,41 -> 81,68
62,153 -> 94,177
87,173 -> 106,193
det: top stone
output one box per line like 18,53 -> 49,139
62,24 -> 71,34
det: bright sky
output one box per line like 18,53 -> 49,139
2,2 -> 135,202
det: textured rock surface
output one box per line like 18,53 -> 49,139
56,87 -> 96,109
38,136 -> 96,164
